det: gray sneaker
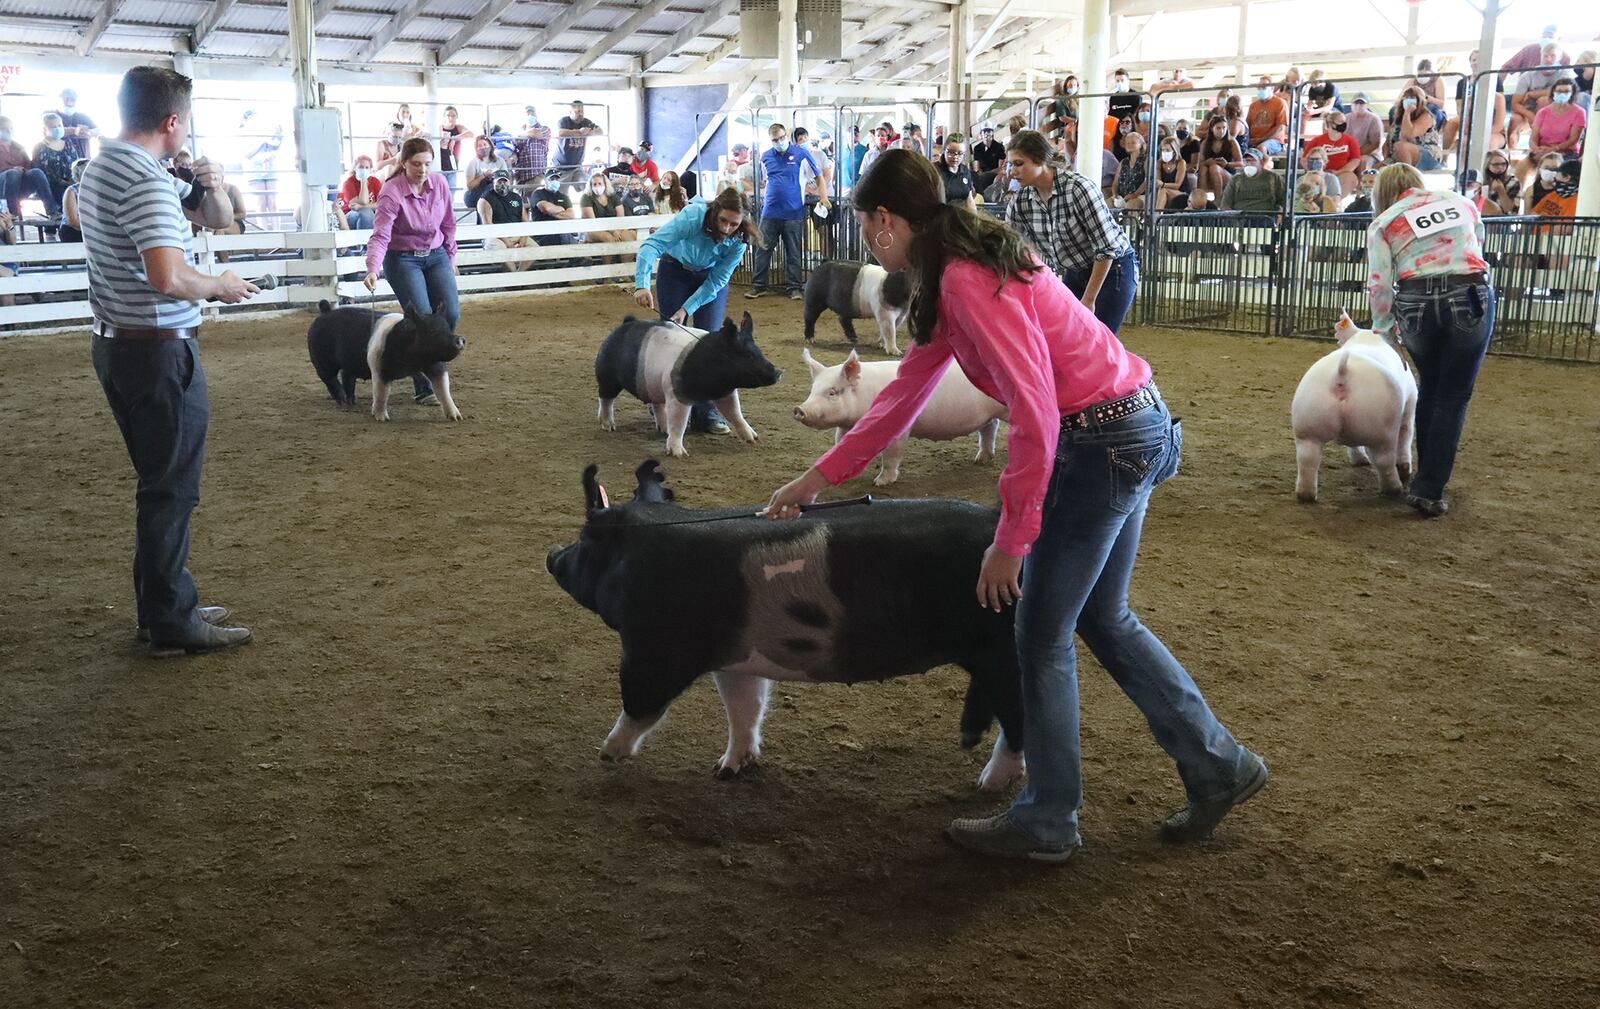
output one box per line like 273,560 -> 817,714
415,392 -> 440,406
743,288 -> 766,299
1405,493 -> 1448,517
788,290 -> 803,300
148,621 -> 252,658
945,812 -> 1080,863
137,605 -> 230,642
1159,750 -> 1269,844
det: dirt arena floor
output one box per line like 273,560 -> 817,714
2,286 -> 1597,1009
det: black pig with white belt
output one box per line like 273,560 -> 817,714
545,460 -> 1026,790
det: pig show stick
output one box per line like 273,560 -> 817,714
593,493 -> 875,528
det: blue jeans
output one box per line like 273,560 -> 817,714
1,166 -> 57,216
345,207 -> 375,230
751,216 -> 803,293
655,256 -> 730,430
90,336 -> 211,644
1007,396 -> 1249,846
1258,138 -> 1286,156
382,246 -> 460,398
1394,280 -> 1495,501
1063,250 -> 1140,334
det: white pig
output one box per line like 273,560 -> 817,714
1290,311 -> 1418,502
793,348 -> 1008,486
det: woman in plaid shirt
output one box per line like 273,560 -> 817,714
1003,130 -> 1139,333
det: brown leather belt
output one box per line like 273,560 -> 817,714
1062,381 -> 1160,432
1396,272 -> 1489,293
92,319 -> 200,341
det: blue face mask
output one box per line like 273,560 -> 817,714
773,138 -> 789,153
1553,92 -> 1572,104
1402,98 -> 1417,110
1257,88 -> 1272,101
1138,111 -> 1151,123
1008,178 -> 1020,192
49,126 -> 65,141
0,131 -> 10,143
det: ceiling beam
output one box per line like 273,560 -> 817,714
677,33 -> 742,75
354,0 -> 435,62
313,0 -> 340,26
436,0 -> 521,65
190,0 -> 242,53
78,0 -> 131,56
566,0 -> 677,74
841,18 -> 947,78
640,0 -> 737,72
504,0 -> 607,67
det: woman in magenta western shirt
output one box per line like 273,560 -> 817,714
766,150 -> 1265,862
364,137 -> 459,404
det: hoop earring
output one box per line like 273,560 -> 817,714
872,230 -> 895,251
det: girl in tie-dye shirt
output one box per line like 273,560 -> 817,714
1365,164 -> 1494,518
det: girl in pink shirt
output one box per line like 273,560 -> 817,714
364,137 -> 459,404
765,150 -> 1264,861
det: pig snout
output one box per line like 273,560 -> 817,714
453,335 -> 467,351
793,405 -> 807,421
545,547 -> 562,575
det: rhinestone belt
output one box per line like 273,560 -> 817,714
1061,382 -> 1159,432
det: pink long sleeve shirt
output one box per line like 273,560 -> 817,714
815,259 -> 1152,557
365,172 -> 458,275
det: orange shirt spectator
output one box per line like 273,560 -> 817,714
1247,78 -> 1290,154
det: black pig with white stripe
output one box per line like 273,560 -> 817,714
594,312 -> 780,457
802,261 -> 912,355
307,301 -> 465,421
545,460 -> 1026,790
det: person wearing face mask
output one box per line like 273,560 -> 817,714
53,88 -> 99,161
1043,77 -> 1079,148
1108,68 -> 1140,121
1344,167 -> 1378,214
80,66 -> 258,656
765,148 -> 1265,862
1146,136 -> 1194,210
971,126 -> 1006,194
463,136 -> 510,218
528,172 -> 579,247
1510,45 -> 1574,146
857,126 -> 893,188
1112,133 -> 1149,208
1500,25 -> 1570,74
0,114 -> 56,218
983,160 -> 1020,208
1111,115 -> 1137,164
580,173 -> 629,258
338,155 -> 382,230
1525,80 -> 1586,183
1004,130 -> 1140,332
629,140 -> 661,185
1219,149 -> 1285,215
1524,154 -> 1578,217
33,113 -> 76,234
1477,153 -> 1520,217
935,133 -> 978,211
477,169 -> 534,271
1297,147 -> 1342,211
1405,59 -> 1449,126
1389,85 -> 1445,170
1366,162 -> 1494,518
1195,114 -> 1242,209
375,121 -> 406,180
1575,51 -> 1596,112
1247,75 -> 1290,156
363,138 -> 460,407
1305,112 -> 1363,199
1343,94 -> 1386,170
792,127 -> 837,257
509,113 -> 551,192
745,122 -> 821,301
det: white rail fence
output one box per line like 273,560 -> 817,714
0,214 -> 673,335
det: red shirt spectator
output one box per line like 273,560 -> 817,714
1306,130 -> 1362,171
339,171 -> 381,213
629,154 -> 660,184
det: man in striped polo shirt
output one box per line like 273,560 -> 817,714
82,66 -> 259,656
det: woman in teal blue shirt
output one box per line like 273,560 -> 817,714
633,187 -> 761,433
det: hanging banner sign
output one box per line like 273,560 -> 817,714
0,65 -> 21,93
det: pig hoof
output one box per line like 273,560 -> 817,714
738,428 -> 759,444
1296,489 -> 1317,503
1398,464 -> 1413,483
977,751 -> 1026,792
446,409 -> 463,421
714,752 -> 760,779
872,472 -> 898,487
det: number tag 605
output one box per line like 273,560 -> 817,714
1403,201 -> 1469,237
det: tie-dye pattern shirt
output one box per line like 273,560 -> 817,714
1366,187 -> 1488,337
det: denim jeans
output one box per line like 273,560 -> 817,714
1,166 -> 57,216
1063,249 -> 1140,334
382,246 -> 460,398
1258,138 -> 1286,156
751,216 -> 804,293
345,207 -> 375,230
1006,396 -> 1249,846
1394,280 -> 1495,501
90,336 -> 211,643
655,256 -> 730,430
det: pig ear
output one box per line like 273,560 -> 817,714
739,311 -> 754,334
802,347 -> 825,376
843,350 -> 861,382
1336,308 -> 1355,332
632,459 -> 675,503
718,318 -> 739,341
582,464 -> 609,513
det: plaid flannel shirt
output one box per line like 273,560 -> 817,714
1005,167 -> 1132,275
511,135 -> 550,185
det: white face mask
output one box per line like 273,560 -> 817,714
1243,165 -> 1259,177
1160,150 -> 1175,163
1540,168 -> 1557,183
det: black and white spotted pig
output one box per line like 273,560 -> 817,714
802,261 -> 913,355
594,312 -> 781,458
545,460 -> 1026,791
306,300 -> 466,421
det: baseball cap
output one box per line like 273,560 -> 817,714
492,168 -> 511,180
980,125 -> 995,133
637,139 -> 652,150
1351,93 -> 1370,104
731,142 -> 749,153
61,87 -> 78,101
